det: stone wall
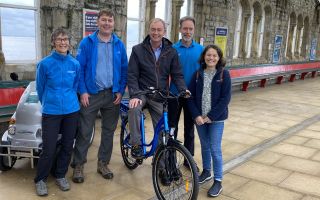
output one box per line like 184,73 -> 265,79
192,0 -> 320,66
40,0 -> 127,56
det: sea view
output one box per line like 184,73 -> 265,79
2,36 -> 36,61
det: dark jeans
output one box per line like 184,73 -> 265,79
168,98 -> 195,156
34,111 -> 79,183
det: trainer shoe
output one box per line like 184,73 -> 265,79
199,169 -> 213,184
55,178 -> 70,191
207,180 -> 223,197
72,164 -> 84,183
131,145 -> 143,159
97,160 -> 114,179
35,180 -> 48,196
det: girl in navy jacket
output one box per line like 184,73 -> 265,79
188,44 -> 231,197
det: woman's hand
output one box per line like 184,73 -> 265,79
203,116 -> 212,123
195,116 -> 205,126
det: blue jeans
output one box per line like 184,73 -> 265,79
196,121 -> 224,181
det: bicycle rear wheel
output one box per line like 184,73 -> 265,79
152,140 -> 199,200
120,118 -> 139,169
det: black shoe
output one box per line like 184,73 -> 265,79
183,160 -> 199,172
207,180 -> 223,197
159,170 -> 171,186
131,145 -> 143,159
199,169 -> 213,184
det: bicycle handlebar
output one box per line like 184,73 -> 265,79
133,87 -> 191,100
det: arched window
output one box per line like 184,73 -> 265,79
301,17 -> 309,58
285,12 -> 297,59
251,2 -> 264,58
127,0 -> 146,56
0,0 -> 40,63
233,2 -> 242,58
233,0 -> 251,58
295,15 -> 303,57
155,0 -> 172,38
262,5 -> 272,60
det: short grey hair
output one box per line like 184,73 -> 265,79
51,27 -> 70,45
149,18 -> 167,31
179,16 -> 195,27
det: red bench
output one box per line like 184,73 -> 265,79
229,62 -> 320,91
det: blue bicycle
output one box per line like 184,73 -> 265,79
119,88 -> 199,200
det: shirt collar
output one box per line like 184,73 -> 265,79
149,40 -> 163,51
177,39 -> 195,48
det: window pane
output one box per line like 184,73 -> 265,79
127,20 -> 139,56
128,0 -> 140,18
1,7 -> 36,61
180,0 -> 188,18
155,0 -> 166,20
0,0 -> 34,6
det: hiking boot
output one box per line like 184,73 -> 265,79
131,145 -> 143,159
159,170 -> 171,186
199,169 -> 213,184
207,180 -> 223,197
55,178 -> 70,191
35,180 -> 48,196
72,164 -> 84,183
97,160 -> 114,179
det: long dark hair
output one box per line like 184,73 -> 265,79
199,44 -> 226,71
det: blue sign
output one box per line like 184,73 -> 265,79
310,38 -> 317,61
273,35 -> 283,63
215,27 -> 228,36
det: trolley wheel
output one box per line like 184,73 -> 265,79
0,147 -> 17,171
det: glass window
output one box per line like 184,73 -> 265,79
155,0 -> 166,19
127,0 -> 140,18
0,0 -> 38,63
127,20 -> 139,56
0,0 -> 34,7
126,0 -> 145,57
180,0 -> 188,18
1,7 -> 36,62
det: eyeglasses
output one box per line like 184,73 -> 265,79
55,38 -> 69,43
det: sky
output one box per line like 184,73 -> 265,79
0,0 -> 35,37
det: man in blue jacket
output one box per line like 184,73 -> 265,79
168,16 -> 203,168
72,9 -> 128,183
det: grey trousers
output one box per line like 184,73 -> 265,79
128,95 -> 163,145
72,89 -> 119,166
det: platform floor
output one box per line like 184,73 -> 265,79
1,77 -> 320,200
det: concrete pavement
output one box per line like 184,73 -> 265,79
1,76 -> 320,200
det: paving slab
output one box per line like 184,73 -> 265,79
228,181 -> 302,200
269,143 -> 318,159
273,156 -> 320,175
280,172 -> 320,197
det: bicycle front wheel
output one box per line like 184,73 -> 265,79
152,141 -> 199,200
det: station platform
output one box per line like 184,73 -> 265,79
1,77 -> 320,200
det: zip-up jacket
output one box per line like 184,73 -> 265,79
128,35 -> 186,99
76,31 -> 128,95
36,50 -> 80,115
188,68 -> 231,121
170,40 -> 204,94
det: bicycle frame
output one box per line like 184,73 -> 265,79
120,97 -> 172,159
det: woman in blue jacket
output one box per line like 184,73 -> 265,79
188,44 -> 231,197
34,28 -> 80,196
